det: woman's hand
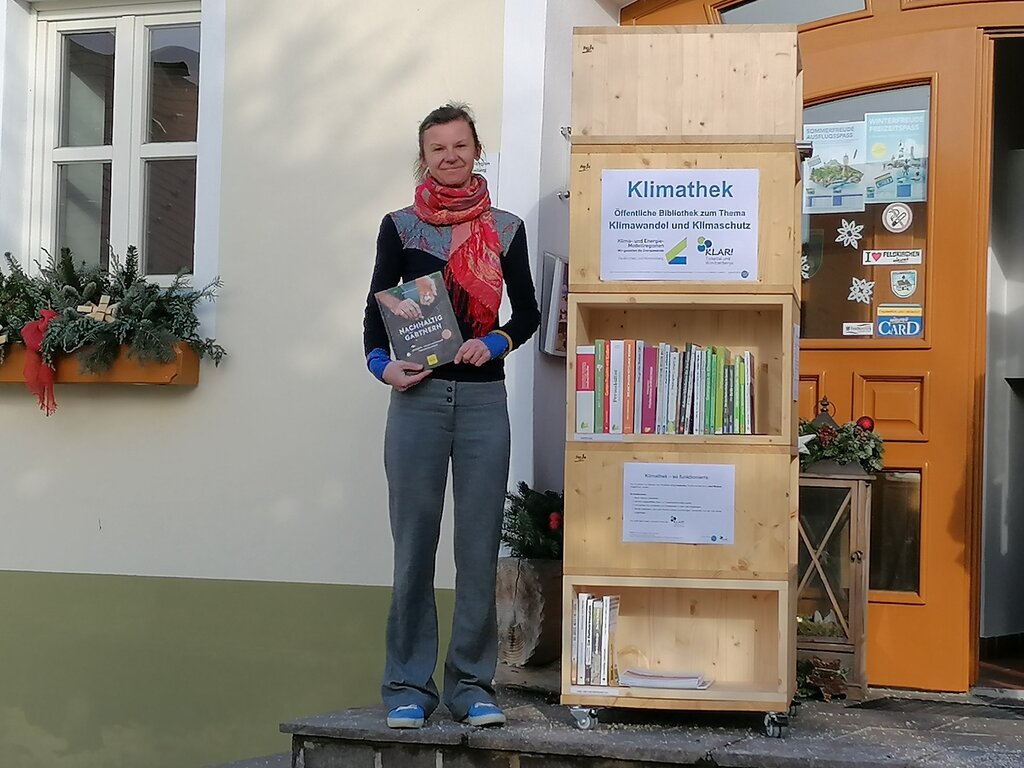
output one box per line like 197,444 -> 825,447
454,338 -> 492,367
391,298 -> 423,320
383,361 -> 432,391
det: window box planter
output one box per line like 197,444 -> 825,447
0,342 -> 199,386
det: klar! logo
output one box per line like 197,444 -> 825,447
697,236 -> 734,257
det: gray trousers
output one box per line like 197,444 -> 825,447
382,378 -> 510,720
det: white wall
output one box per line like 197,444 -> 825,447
0,0 -> 505,588
531,0 -> 619,492
0,0 -> 32,256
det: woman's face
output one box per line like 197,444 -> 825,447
421,120 -> 479,188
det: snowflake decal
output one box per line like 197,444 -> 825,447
835,219 -> 864,249
848,276 -> 875,304
801,253 -> 811,280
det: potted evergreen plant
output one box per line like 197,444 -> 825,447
495,481 -> 564,667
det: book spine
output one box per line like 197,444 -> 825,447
738,353 -> 747,434
576,592 -> 590,685
593,341 -> 605,435
744,350 -> 754,435
681,343 -> 694,435
575,345 -> 596,434
622,340 -> 635,435
604,595 -> 620,686
667,350 -> 680,434
725,362 -> 734,435
600,595 -> 610,686
633,340 -> 645,434
584,596 -> 594,684
692,348 -> 702,435
715,348 -> 726,435
609,340 -> 624,434
704,348 -> 714,435
641,346 -> 658,434
602,340 -> 611,433
591,598 -> 603,686
570,594 -> 578,684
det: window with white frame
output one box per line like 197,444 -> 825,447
32,4 -> 200,278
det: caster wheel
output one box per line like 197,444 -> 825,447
763,712 -> 789,738
570,706 -> 598,730
789,699 -> 801,718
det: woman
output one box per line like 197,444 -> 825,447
362,103 -> 540,729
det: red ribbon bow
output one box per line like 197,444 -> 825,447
21,309 -> 58,415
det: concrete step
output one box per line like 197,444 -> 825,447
279,686 -> 1024,768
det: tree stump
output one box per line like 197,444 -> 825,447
495,557 -> 562,667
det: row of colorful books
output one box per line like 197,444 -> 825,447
574,340 -> 757,436
571,593 -> 620,687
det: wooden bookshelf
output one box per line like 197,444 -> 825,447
561,25 -> 801,729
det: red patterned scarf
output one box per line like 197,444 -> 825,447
413,174 -> 502,337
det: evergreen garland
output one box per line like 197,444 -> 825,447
0,248 -> 225,373
501,481 -> 564,560
798,418 -> 884,473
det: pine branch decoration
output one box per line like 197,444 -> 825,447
1,247 -> 226,375
501,481 -> 564,560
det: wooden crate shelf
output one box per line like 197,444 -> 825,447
566,293 -> 799,443
562,447 -> 797,580
562,578 -> 792,712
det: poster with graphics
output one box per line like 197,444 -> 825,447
600,169 -> 759,281
802,120 -> 867,214
864,110 -> 928,203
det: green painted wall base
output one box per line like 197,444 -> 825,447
0,571 -> 454,768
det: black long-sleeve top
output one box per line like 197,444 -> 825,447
363,206 -> 540,382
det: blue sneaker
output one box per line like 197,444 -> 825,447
463,702 -> 506,727
386,704 -> 425,729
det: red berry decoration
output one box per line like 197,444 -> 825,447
549,512 -> 563,531
856,416 -> 875,432
817,425 -> 837,446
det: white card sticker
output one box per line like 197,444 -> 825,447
843,322 -> 874,336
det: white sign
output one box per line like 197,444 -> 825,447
862,248 -> 923,266
622,462 -> 735,545
600,169 -> 759,282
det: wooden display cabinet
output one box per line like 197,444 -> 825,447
561,25 -> 802,735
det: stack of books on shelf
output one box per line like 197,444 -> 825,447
571,593 -> 620,686
575,339 -> 757,436
618,668 -> 714,690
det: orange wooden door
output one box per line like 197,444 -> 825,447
621,0 -> 1006,691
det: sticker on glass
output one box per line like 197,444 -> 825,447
876,304 -> 923,338
882,202 -> 913,233
843,322 -> 874,336
848,276 -> 875,304
802,230 -> 824,280
890,269 -> 918,298
862,249 -> 923,266
835,218 -> 865,249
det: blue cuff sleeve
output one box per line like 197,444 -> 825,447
482,332 -> 509,360
367,348 -> 391,382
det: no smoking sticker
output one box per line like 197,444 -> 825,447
882,202 -> 913,233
